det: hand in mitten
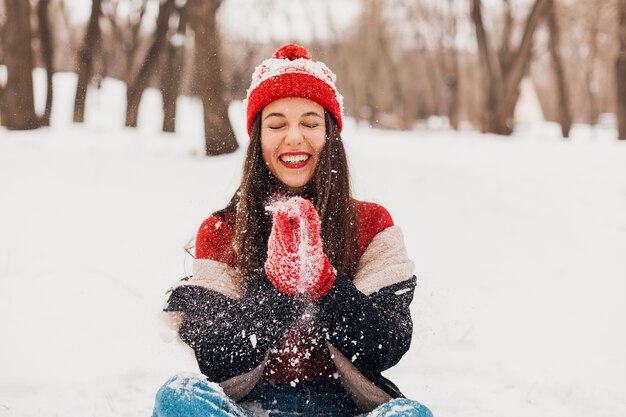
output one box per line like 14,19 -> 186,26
264,196 -> 336,300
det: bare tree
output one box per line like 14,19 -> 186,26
0,0 -> 40,130
378,32 -> 408,128
188,0 -> 237,155
318,0 -> 466,128
435,0 -> 462,130
125,0 -> 175,127
101,0 -> 147,82
471,0 -> 550,135
122,0 -> 148,81
584,4 -> 600,126
341,0 -> 406,128
58,0 -> 79,53
73,0 -> 102,123
38,0 -> 54,126
361,0 -> 385,126
161,2 -> 188,133
530,0 -> 616,127
0,2 -> 7,121
547,0 -> 572,138
618,0 -> 626,139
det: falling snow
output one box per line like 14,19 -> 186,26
0,71 -> 624,417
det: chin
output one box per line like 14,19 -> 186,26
279,177 -> 310,192
283,183 -> 307,193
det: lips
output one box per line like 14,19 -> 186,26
279,152 -> 311,169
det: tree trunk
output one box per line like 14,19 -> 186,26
585,11 -> 600,126
0,0 -> 39,130
471,0 -> 550,135
617,0 -> 626,140
471,0 -> 503,133
377,25 -> 407,128
423,52 -> 443,117
124,0 -> 148,82
38,0 -> 54,126
547,0 -> 572,138
161,3 -> 188,133
498,0 -> 514,75
362,0 -> 394,127
73,0 -> 102,124
189,0 -> 237,155
125,0 -> 175,128
445,49 -> 461,130
441,0 -> 461,130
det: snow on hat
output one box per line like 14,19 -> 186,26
245,43 -> 344,134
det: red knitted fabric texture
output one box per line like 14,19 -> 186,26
195,214 -> 236,266
264,197 -> 336,300
247,72 -> 342,134
272,44 -> 311,60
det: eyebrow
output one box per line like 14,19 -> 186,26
263,111 -> 323,121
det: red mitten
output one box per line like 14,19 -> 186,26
265,197 -> 336,300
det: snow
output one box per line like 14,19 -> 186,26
169,33 -> 186,48
514,77 -> 544,125
297,214 -> 311,292
0,71 -> 625,417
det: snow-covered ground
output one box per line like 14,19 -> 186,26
0,72 -> 625,417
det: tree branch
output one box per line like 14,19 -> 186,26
471,0 -> 503,89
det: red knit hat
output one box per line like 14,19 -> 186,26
245,44 -> 344,134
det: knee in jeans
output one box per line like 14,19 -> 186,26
156,372 -> 220,404
153,373 -> 232,417
381,398 -> 434,417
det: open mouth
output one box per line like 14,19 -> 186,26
279,152 -> 311,169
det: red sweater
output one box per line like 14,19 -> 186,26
195,200 -> 394,384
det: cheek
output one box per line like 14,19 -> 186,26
260,146 -> 271,167
310,134 -> 327,159
260,135 -> 277,165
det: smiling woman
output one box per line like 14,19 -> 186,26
152,44 -> 433,417
261,98 -> 327,192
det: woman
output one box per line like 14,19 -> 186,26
154,44 -> 433,417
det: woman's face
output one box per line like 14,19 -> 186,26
260,97 -> 326,193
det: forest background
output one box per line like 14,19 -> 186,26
1,0 -> 625,147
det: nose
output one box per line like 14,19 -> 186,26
284,124 -> 304,146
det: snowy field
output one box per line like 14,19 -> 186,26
1,72 -> 625,417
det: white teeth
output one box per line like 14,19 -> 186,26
281,155 -> 309,163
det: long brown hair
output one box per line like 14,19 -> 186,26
215,111 -> 358,282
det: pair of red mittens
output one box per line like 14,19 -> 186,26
264,197 -> 336,300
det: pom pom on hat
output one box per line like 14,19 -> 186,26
246,43 -> 343,134
272,44 -> 311,60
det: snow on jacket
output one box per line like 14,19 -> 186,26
162,200 -> 416,412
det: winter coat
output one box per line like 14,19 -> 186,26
162,200 -> 417,412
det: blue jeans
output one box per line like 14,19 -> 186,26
153,373 -> 433,417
